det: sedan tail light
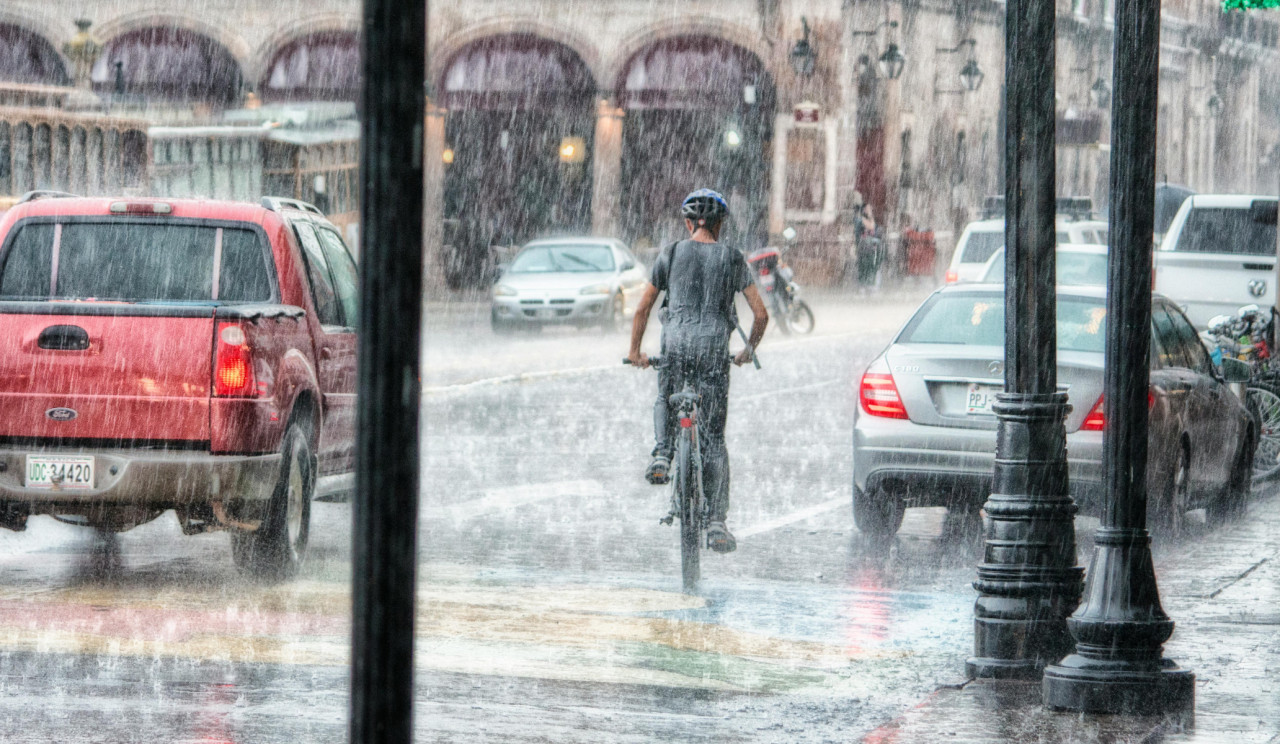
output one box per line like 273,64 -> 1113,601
1080,390 -> 1156,432
945,270 -> 959,283
860,359 -> 909,419
214,323 -> 259,397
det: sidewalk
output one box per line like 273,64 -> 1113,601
861,487 -> 1280,743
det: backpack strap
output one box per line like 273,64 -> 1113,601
658,240 -> 679,310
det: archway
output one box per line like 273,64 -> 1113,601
0,24 -> 69,85
617,36 -> 774,253
260,31 -> 359,101
92,28 -> 242,104
439,34 -> 596,288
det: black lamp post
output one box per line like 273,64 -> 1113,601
791,17 -> 817,77
351,0 -> 425,741
1043,0 -> 1194,716
966,0 -> 1083,681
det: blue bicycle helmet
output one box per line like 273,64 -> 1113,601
681,189 -> 729,226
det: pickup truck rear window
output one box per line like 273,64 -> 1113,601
0,222 -> 273,302
1173,207 -> 1276,255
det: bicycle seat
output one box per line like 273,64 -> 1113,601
669,390 -> 701,408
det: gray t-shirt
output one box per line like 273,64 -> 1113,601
651,239 -> 752,344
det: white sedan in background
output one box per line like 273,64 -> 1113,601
491,238 -> 647,333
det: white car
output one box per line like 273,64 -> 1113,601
946,217 -> 1109,283
979,244 -> 1108,286
490,238 -> 648,332
1154,194 -> 1277,328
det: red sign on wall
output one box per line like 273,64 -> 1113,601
794,102 -> 821,124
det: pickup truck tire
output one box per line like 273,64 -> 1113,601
231,423 -> 313,579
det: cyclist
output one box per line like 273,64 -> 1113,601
626,189 -> 769,553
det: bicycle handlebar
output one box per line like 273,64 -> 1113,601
623,354 -> 752,369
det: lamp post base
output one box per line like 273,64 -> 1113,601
1043,654 -> 1194,715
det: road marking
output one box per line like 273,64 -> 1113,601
424,365 -> 617,395
423,479 -> 604,522
736,378 -> 840,402
736,494 -> 848,540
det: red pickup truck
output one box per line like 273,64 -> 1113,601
0,193 -> 357,578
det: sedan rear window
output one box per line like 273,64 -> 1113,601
900,293 -> 1108,353
510,245 -> 615,273
0,222 -> 273,302
1173,206 -> 1276,255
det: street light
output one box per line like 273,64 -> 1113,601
791,17 -> 817,78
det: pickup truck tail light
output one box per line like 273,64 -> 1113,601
860,359 -> 909,420
214,323 -> 258,397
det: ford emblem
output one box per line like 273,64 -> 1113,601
46,407 -> 77,422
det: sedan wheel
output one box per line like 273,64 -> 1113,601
1154,444 -> 1191,537
853,486 -> 904,539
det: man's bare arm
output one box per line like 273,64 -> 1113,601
627,283 -> 662,368
734,284 -> 769,366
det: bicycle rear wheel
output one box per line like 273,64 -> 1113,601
1246,382 -> 1280,481
675,434 -> 700,594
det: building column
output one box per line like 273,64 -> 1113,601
591,98 -> 624,237
769,113 -> 789,236
423,99 -> 446,295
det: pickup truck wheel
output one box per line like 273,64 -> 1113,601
232,424 -> 313,580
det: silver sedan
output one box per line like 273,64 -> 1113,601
852,284 -> 1255,537
490,238 -> 647,332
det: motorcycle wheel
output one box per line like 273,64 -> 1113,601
772,296 -> 792,336
786,300 -> 815,335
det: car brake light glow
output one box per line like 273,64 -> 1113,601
109,201 -> 172,215
945,270 -> 959,283
1081,390 -> 1156,432
860,360 -> 909,419
214,322 -> 258,397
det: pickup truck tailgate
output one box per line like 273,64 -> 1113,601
0,308 -> 213,442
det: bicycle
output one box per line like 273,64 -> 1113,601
1203,305 -> 1280,480
625,354 -> 743,593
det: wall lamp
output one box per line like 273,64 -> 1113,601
791,17 -> 817,77
851,20 -> 906,80
935,39 -> 983,93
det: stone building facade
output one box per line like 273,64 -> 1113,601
1,0 -> 1278,284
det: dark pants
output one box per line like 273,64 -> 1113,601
653,338 -> 731,522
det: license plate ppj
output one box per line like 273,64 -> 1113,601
966,384 -> 1001,415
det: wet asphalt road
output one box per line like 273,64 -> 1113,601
0,287 -> 1269,743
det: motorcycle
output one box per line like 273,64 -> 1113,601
747,247 -> 815,335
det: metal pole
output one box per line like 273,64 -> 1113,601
1043,0 -> 1194,715
967,0 -> 1083,680
351,0 -> 425,741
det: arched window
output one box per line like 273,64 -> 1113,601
0,24 -> 69,85
261,31 -> 359,101
92,28 -> 242,104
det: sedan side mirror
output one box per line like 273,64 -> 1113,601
1221,356 -> 1252,384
